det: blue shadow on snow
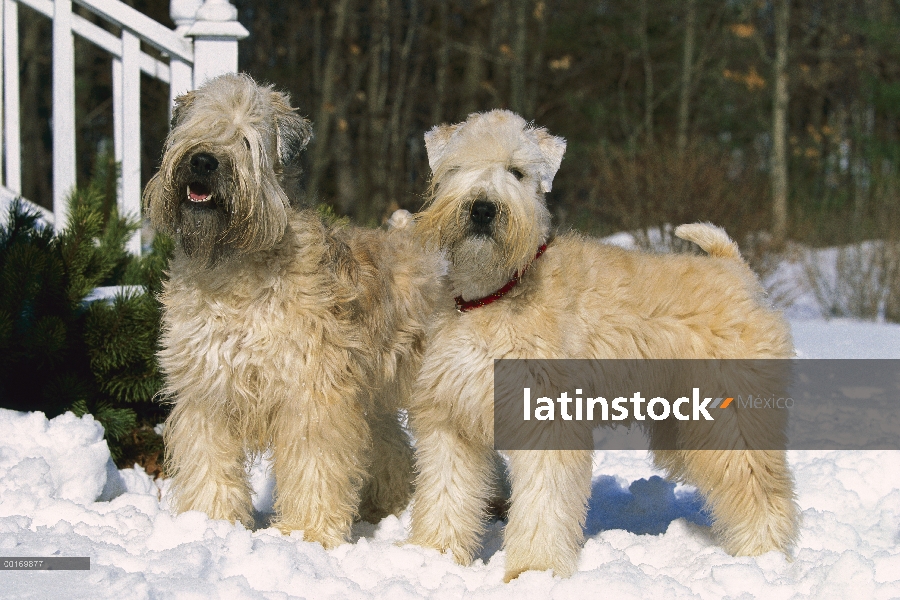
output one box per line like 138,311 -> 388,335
584,475 -> 711,537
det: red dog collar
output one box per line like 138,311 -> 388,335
454,244 -> 548,312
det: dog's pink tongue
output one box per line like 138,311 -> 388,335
188,182 -> 211,202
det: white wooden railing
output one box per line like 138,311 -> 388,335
0,0 -> 247,254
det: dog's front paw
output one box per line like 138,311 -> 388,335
407,532 -> 475,566
273,521 -> 348,550
502,557 -> 573,583
503,567 -> 528,584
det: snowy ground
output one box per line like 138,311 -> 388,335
2,235 -> 900,599
1,319 -> 898,599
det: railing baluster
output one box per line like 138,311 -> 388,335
52,0 -> 76,229
1,0 -> 5,191
121,29 -> 140,254
3,0 -> 21,195
1,0 -> 3,190
112,57 -> 122,168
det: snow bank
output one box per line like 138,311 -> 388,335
0,410 -> 111,508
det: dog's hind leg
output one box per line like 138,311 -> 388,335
677,447 -> 798,556
164,400 -> 254,527
358,357 -> 419,523
670,363 -> 799,556
502,449 -> 593,581
357,408 -> 415,523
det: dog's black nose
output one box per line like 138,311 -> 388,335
470,199 -> 497,226
190,152 -> 219,175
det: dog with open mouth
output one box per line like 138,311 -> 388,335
143,73 -> 441,546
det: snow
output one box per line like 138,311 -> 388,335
1,324 -> 899,597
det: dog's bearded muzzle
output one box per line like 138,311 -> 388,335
183,152 -> 220,209
467,198 -> 497,238
154,147 -> 240,263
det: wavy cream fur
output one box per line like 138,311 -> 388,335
145,74 -> 441,547
407,110 -> 798,581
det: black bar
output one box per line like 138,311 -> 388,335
0,557 -> 90,570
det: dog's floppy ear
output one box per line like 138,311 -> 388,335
424,123 -> 461,173
170,90 -> 195,130
270,90 -> 313,166
533,128 -> 566,193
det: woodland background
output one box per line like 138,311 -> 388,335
10,0 -> 900,247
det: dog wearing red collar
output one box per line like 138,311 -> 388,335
405,109 -> 797,581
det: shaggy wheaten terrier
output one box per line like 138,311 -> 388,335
143,73 -> 439,547
406,109 -> 798,581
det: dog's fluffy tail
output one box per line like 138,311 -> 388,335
674,222 -> 741,260
386,209 -> 415,231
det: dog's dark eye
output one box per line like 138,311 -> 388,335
508,167 -> 525,181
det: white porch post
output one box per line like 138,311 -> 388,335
120,30 -> 141,255
168,0 -> 201,111
185,0 -> 248,88
52,0 -> 76,230
3,0 -> 22,196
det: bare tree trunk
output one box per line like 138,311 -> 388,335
399,46 -> 427,208
432,0 -> 449,125
676,0 -> 696,155
771,0 -> 790,244
308,0 -> 352,198
510,0 -> 528,114
386,0 -> 420,217
638,0 -> 654,146
334,120 -> 356,213
850,99 -> 875,232
361,0 -> 390,223
528,0 -> 547,117
462,42 -> 484,116
287,3 -> 302,80
333,52 -> 368,214
617,52 -> 639,148
312,5 -> 324,101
